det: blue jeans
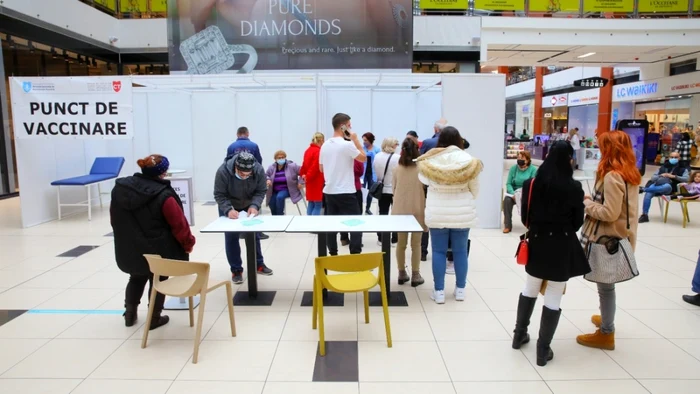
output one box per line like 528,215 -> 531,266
692,250 -> 700,294
269,189 -> 290,216
307,201 -> 322,216
430,228 -> 470,291
218,209 -> 264,273
642,184 -> 672,214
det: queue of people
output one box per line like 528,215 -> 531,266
110,115 -> 662,372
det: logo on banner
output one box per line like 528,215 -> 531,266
551,97 -> 557,106
22,82 -> 33,93
112,81 -> 122,93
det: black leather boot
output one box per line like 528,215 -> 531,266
149,291 -> 169,330
123,304 -> 138,327
536,306 -> 561,367
512,294 -> 537,349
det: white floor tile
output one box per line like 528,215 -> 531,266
0,313 -> 85,338
358,341 -> 450,382
523,340 -> 632,380
0,378 -> 81,394
615,286 -> 689,310
17,271 -> 94,289
417,289 -> 490,312
453,382 -> 551,394
265,382 -> 358,394
439,341 -> 540,382
71,379 -> 172,394
626,309 -> 700,338
564,309 -> 661,339
2,338 -> 123,378
474,288 -> 522,311
58,314 -> 144,339
669,338 -> 700,361
606,338 -> 700,379
0,288 -> 64,310
0,270 -> 45,288
36,288 -> 121,310
206,311 -> 286,341
176,341 -> 277,381
167,381 -> 264,394
639,379 -> 700,394
360,382 -> 455,394
427,312 -> 511,341
0,339 -> 49,374
267,341 -> 318,382
358,312 -> 433,342
282,311 -> 357,341
467,271 -> 524,289
91,339 -> 193,380
494,309 -> 583,341
72,272 -> 130,289
128,311 -> 219,341
547,380 -> 648,394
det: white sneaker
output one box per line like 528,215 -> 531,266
446,261 -> 455,275
431,290 -> 445,304
454,287 -> 466,302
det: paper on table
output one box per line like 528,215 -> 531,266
342,219 -> 365,227
238,211 -> 258,219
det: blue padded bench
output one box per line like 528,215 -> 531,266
51,157 -> 125,221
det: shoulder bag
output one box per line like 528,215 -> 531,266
583,182 -> 639,284
369,153 -> 394,200
514,179 -> 534,265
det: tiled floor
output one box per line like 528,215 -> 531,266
0,168 -> 699,394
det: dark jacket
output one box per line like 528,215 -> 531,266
521,178 -> 590,282
110,174 -> 188,276
419,133 -> 439,155
214,154 -> 267,216
650,162 -> 690,193
226,137 -> 263,164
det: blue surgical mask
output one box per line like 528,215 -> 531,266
277,159 -> 286,166
669,158 -> 679,165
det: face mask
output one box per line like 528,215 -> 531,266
277,159 -> 286,166
517,159 -> 526,166
669,158 -> 679,165
235,171 -> 250,180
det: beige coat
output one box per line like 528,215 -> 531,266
583,172 -> 639,250
392,164 -> 427,232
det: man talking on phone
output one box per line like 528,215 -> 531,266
320,113 -> 367,255
214,152 -> 273,284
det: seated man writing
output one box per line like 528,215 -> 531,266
639,151 -> 690,223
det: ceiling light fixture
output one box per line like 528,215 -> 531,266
577,52 -> 596,59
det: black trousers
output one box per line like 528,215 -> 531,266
377,193 -> 398,242
326,192 -> 363,255
340,190 -> 363,243
125,273 -> 169,311
421,186 -> 429,255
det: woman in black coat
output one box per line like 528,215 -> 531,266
511,141 -> 590,367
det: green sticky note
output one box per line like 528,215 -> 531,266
242,219 -> 263,226
342,219 -> 365,227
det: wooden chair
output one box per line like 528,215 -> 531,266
141,255 -> 236,363
312,253 -> 392,356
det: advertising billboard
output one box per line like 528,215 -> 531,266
168,0 -> 413,74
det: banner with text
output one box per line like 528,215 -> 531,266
529,0 -> 579,12
419,0 -> 469,9
583,0 -> 634,12
168,0 -> 413,73
9,77 -> 133,140
474,0 -> 525,11
638,0 -> 689,12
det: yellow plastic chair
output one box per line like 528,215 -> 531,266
663,186 -> 699,228
141,255 -> 236,363
312,253 -> 392,356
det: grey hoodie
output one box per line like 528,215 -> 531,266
214,154 -> 267,215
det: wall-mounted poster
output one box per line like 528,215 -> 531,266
168,0 -> 413,73
529,0 -> 579,12
419,0 -> 468,9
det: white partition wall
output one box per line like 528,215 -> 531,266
441,74 -> 506,229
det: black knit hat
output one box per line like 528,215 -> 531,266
235,152 -> 256,171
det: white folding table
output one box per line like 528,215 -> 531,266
286,215 -> 423,307
200,215 -> 293,306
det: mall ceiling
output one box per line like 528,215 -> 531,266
482,44 -> 700,67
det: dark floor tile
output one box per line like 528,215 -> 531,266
301,291 -> 344,307
313,341 -> 359,382
202,201 -> 217,206
57,245 -> 100,258
0,310 -> 27,327
233,291 -> 276,306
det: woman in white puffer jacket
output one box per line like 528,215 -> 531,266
416,126 -> 483,304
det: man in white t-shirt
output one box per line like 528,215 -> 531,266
319,113 -> 367,255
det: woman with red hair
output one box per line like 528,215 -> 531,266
576,131 -> 641,351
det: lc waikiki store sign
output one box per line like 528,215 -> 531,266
9,77 -> 134,139
613,71 -> 700,103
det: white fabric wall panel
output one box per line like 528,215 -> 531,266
325,90 -> 372,138
441,74 -> 505,229
416,90 -> 442,140
191,91 -> 238,202
16,140 -> 63,227
371,91 -> 417,145
131,92 -> 151,174
280,90 -> 317,166
146,93 -> 194,177
236,91 -> 282,166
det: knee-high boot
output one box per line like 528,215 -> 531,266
537,306 -> 561,367
512,294 -> 537,349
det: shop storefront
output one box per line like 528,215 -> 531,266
515,99 -> 534,135
567,88 -> 599,140
541,94 -> 568,135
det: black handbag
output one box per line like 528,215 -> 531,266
369,153 -> 394,199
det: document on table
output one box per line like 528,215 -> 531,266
238,211 -> 263,226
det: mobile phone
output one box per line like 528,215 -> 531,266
340,124 -> 351,138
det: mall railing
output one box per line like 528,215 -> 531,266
415,0 -> 699,18
79,0 -> 166,18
